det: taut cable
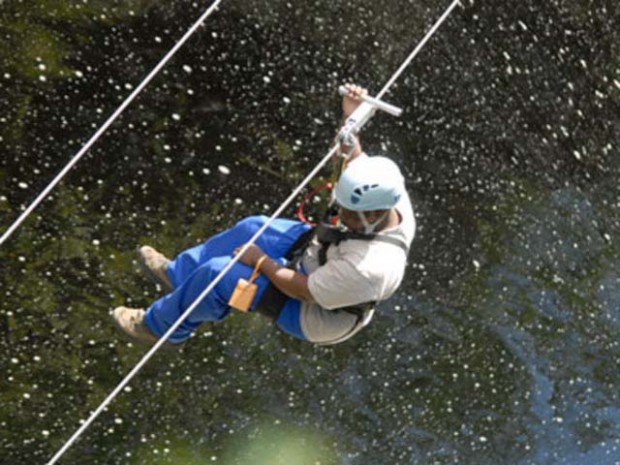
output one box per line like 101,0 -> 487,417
43,1 -> 461,463
0,0 -> 224,248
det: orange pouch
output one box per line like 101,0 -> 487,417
228,256 -> 266,312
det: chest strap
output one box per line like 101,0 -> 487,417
315,222 -> 409,266
255,223 -> 406,323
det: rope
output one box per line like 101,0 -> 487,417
44,145 -> 339,465
377,0 -> 461,100
0,0 -> 225,248
44,1 -> 461,463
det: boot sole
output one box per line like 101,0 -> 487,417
112,311 -> 182,351
136,246 -> 173,293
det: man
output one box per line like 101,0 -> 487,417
113,85 -> 416,345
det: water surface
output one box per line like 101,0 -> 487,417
1,1 -> 619,464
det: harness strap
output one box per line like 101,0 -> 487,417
255,285 -> 289,321
286,228 -> 315,264
256,222 -> 405,323
254,228 -> 313,321
315,222 -> 409,266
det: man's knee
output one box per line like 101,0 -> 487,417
202,256 -> 253,300
203,256 -> 251,284
202,256 -> 230,277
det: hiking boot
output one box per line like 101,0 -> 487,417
138,245 -> 173,291
112,306 -> 159,345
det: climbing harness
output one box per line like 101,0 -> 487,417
255,221 -> 410,336
314,222 -> 410,264
44,1 -> 462,463
0,0 -> 224,248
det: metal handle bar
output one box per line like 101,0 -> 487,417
338,85 -> 403,117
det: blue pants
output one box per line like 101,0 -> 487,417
144,216 -> 311,344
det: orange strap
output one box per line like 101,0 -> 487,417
248,255 -> 268,283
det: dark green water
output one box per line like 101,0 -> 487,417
1,1 -> 619,464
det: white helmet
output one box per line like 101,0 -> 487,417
334,156 -> 405,212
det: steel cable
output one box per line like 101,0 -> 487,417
43,1 -> 461,463
0,0 -> 225,248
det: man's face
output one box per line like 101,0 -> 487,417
338,207 -> 386,233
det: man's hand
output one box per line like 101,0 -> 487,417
334,83 -> 368,164
233,244 -> 265,267
233,243 -> 315,303
342,83 -> 368,119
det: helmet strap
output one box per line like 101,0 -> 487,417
357,211 -> 389,234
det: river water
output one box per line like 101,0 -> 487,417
1,1 -> 619,464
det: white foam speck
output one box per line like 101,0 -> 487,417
218,165 -> 231,175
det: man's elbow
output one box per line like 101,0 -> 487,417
298,279 -> 316,304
